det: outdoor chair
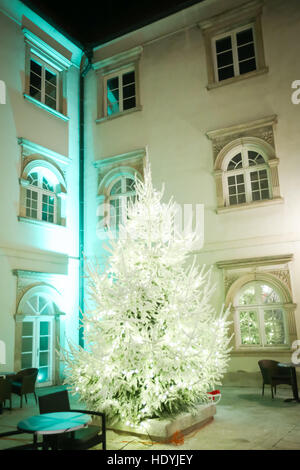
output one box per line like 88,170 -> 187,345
8,368 -> 38,408
38,390 -> 106,450
0,377 -> 12,411
258,359 -> 292,398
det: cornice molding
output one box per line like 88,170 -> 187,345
93,148 -> 146,170
23,27 -> 73,71
206,115 -> 277,141
92,46 -> 143,72
216,254 -> 294,270
18,138 -> 70,167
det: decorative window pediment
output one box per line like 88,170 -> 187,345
206,116 -> 283,213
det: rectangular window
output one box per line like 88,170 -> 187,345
214,26 -> 257,82
29,56 -> 58,111
227,174 -> 246,205
105,69 -> 136,117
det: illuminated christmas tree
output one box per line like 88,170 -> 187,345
64,160 -> 231,425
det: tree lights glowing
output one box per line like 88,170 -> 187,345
63,161 -> 232,424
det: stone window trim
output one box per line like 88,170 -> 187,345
23,28 -> 72,119
206,115 -> 282,213
94,148 -> 145,235
216,254 -> 297,353
93,46 -> 143,122
198,0 -> 267,90
18,138 -> 68,227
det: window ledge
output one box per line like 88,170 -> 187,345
24,94 -> 70,122
207,67 -> 269,91
96,105 -> 142,124
217,197 -> 284,214
18,216 -> 66,229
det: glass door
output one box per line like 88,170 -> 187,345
21,316 -> 54,386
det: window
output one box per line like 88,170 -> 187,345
235,281 -> 288,348
104,68 -> 136,117
214,25 -> 257,82
199,1 -> 267,89
29,56 -> 58,111
21,293 -> 55,385
225,146 -> 270,206
108,176 -> 136,230
25,168 -> 57,224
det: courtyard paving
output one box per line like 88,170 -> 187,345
0,385 -> 300,450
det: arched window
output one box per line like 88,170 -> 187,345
20,292 -> 57,385
108,176 -> 136,229
234,281 -> 288,347
25,167 -> 58,223
225,146 -> 270,206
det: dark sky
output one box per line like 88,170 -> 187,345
22,0 -> 205,49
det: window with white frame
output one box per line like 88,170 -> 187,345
104,68 -> 136,117
214,25 -> 257,82
29,55 -> 59,111
224,145 -> 270,207
108,176 -> 136,230
25,168 -> 57,224
235,281 -> 288,348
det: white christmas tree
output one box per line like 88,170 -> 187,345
63,160 -> 232,425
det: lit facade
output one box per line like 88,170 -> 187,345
1,0 -> 300,386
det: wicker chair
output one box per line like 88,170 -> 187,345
258,360 -> 292,398
38,390 -> 106,450
8,368 -> 38,408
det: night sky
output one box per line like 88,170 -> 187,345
21,0 -> 204,49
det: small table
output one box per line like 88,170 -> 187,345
17,412 -> 91,450
278,362 -> 300,403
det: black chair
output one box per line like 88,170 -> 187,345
258,359 -> 293,398
8,368 -> 38,408
38,390 -> 106,450
0,377 -> 12,411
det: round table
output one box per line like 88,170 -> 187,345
278,362 -> 300,403
18,412 -> 91,449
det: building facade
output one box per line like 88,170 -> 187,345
1,0 -> 300,386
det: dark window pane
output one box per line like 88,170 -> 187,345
21,353 -> 32,369
30,86 -> 41,101
107,88 -> 119,103
252,182 -> 259,191
40,321 -> 49,336
45,82 -> 56,99
260,169 -> 267,178
45,69 -> 56,85
229,186 -> 236,195
252,191 -> 260,201
236,174 -> 244,184
123,96 -> 136,110
123,83 -> 135,99
39,352 -> 48,367
22,337 -> 32,353
31,210 -> 37,218
250,171 -> 258,181
107,101 -> 120,115
239,58 -> 256,75
261,190 -> 270,199
238,43 -> 255,62
49,214 -> 54,223
107,76 -> 119,90
22,322 -> 33,336
122,71 -> 135,86
236,28 -> 254,46
30,60 -> 41,76
218,65 -> 235,81
237,184 -> 245,194
261,179 -> 268,189
217,50 -> 234,68
238,194 -> 246,203
30,72 -> 41,90
42,212 -> 48,221
216,36 -> 232,53
228,176 -> 235,185
45,96 -> 56,109
40,337 -> 49,351
229,195 -> 238,205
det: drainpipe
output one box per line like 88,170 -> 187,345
79,49 -> 92,348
